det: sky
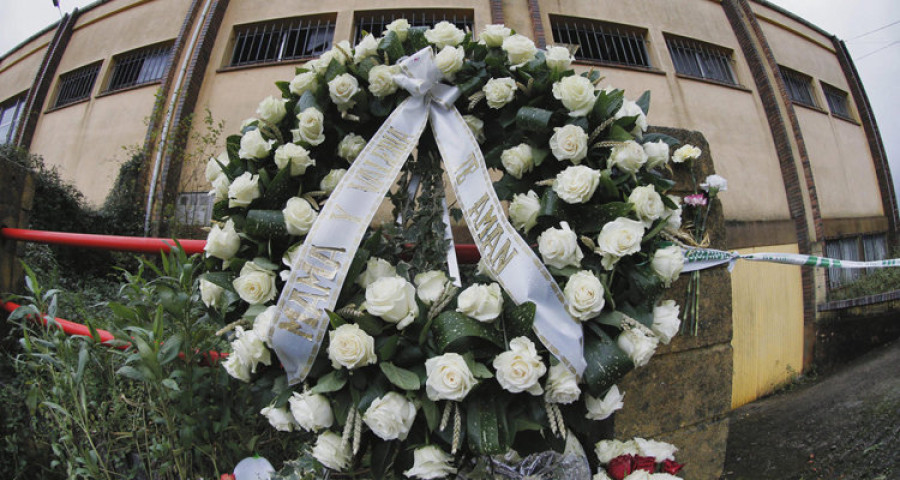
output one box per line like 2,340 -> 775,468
1,0 -> 898,198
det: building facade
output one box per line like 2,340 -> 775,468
0,0 -> 895,408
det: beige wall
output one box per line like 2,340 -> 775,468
0,30 -> 53,102
29,0 -> 190,205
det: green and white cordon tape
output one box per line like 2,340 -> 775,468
682,248 -> 900,273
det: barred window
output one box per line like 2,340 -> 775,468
666,36 -> 736,85
779,66 -> 817,108
107,43 -> 172,92
354,9 -> 473,43
175,192 -> 214,226
230,15 -> 336,67
0,93 -> 27,144
822,83 -> 852,119
54,63 -> 101,108
826,234 -> 887,289
550,16 -> 650,68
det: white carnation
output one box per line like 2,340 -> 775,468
671,144 -> 701,163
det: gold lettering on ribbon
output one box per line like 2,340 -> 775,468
466,193 -> 519,275
455,152 -> 479,185
278,246 -> 347,340
348,127 -> 413,193
330,204 -> 363,224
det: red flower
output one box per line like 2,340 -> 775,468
662,459 -> 685,475
607,455 -> 634,480
220,474 -> 236,480
633,455 -> 656,473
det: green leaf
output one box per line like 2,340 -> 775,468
244,210 -> 288,239
568,202 -> 632,234
516,106 -> 553,132
538,189 -> 558,218
117,365 -> 147,382
310,370 -> 348,394
407,26 -> 430,52
607,124 -> 634,142
531,146 -> 549,167
275,81 -> 291,98
378,31 -> 404,64
582,329 -> 634,396
327,311 -> 347,329
295,90 -> 320,115
421,397 -> 440,431
463,352 -> 494,379
158,334 -> 182,366
636,90 -> 651,115
371,438 -> 398,480
432,311 -> 504,352
162,378 -> 180,391
641,132 -> 680,146
376,334 -> 399,361
379,362 -> 421,390
591,88 -> 624,123
323,58 -> 348,83
504,301 -> 536,339
467,394 -> 509,454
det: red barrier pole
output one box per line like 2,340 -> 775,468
0,228 -> 207,255
2,301 -> 124,349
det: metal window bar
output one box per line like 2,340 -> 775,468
175,192 -> 214,226
55,63 -> 101,108
862,234 -> 887,275
823,85 -> 851,118
231,17 -> 335,67
826,237 -> 863,289
550,17 -> 649,67
780,67 -> 817,107
354,10 -> 472,43
666,37 -> 735,84
108,44 -> 172,92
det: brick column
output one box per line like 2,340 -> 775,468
0,159 -> 35,339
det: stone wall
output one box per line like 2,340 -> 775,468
612,128 -> 733,480
816,294 -> 900,372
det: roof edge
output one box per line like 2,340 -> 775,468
750,0 -> 837,40
0,0 -> 110,63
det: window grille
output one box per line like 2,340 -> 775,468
107,43 -> 172,92
666,36 -> 736,85
550,16 -> 650,68
822,83 -> 852,119
54,63 -> 101,108
354,10 -> 473,43
175,192 -> 214,227
862,233 -> 887,275
0,93 -> 27,144
230,15 -> 336,67
779,66 -> 817,108
826,236 -> 861,289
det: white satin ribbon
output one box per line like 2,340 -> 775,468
272,48 -> 585,384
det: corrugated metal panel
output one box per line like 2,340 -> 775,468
730,244 -> 805,408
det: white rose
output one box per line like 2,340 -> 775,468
585,385 -> 624,421
595,217 -> 645,270
509,190 -> 540,233
238,129 -> 274,160
312,431 -> 352,471
363,391 -> 417,441
233,261 -> 277,305
544,362 -> 581,404
700,174 -> 728,195
228,171 -> 261,208
671,144 -> 701,164
538,221 -> 583,269
463,115 -> 486,143
643,140 -> 670,169
274,143 -> 315,176
615,99 -> 648,135
321,40 -> 352,66
290,71 -> 319,96
651,245 -> 684,287
357,257 -> 397,288
564,270 -> 606,321
364,276 -> 419,329
204,219 -> 240,260
456,283 -> 503,322
293,107 -> 325,146
493,337 -> 547,395
210,174 -> 230,201
205,151 -> 227,183
200,278 -> 224,309
652,300 -> 681,344
404,445 -> 458,479
283,197 -> 317,236
223,351 -> 251,382
554,165 -> 600,204
338,133 -> 367,162
368,64 -> 399,98
354,34 -> 379,63
609,140 -> 648,174
500,143 -> 534,179
253,305 -> 277,347
594,470 -> 614,480
623,471 -> 652,480
385,18 -> 410,41
289,391 -> 334,432
617,327 -> 658,367
257,95 -> 286,124
664,195 -> 683,232
629,185 -> 665,227
425,21 -> 465,49
231,327 -> 271,373
328,73 -> 360,111
425,352 -> 477,401
480,24 -> 511,47
328,323 -> 377,370
635,437 -> 678,462
414,270 -> 449,305
434,45 -> 465,80
502,34 -> 537,65
552,76 -> 597,117
549,124 -> 588,164
595,439 -> 638,464
260,405 -> 295,432
483,77 -> 517,109
320,168 -> 347,194
545,45 -> 574,70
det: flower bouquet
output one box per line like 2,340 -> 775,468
200,19 -> 690,479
